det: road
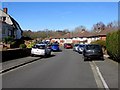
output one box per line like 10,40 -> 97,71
2,49 -> 118,89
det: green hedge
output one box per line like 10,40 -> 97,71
106,30 -> 120,62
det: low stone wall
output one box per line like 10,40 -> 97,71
2,48 -> 31,62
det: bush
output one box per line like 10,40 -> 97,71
106,30 -> 120,62
3,36 -> 14,44
19,44 -> 26,49
26,42 -> 35,48
10,41 -> 17,48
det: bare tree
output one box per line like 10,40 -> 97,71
93,22 -> 106,33
74,25 -> 86,33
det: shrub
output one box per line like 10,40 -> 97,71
3,36 -> 14,44
10,41 -> 17,48
19,44 -> 26,49
106,30 -> 120,62
26,42 -> 36,48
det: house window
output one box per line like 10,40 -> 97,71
8,30 -> 12,36
2,28 -> 6,34
3,17 -> 6,22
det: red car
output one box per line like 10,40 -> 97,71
64,43 -> 73,49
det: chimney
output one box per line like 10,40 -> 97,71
3,8 -> 8,14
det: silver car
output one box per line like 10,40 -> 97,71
31,44 -> 51,57
78,44 -> 86,54
73,44 -> 79,52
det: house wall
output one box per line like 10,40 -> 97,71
0,22 -> 13,39
16,29 -> 22,39
100,36 -> 106,41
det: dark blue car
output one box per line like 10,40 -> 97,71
51,43 -> 59,51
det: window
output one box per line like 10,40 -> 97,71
2,28 -> 6,34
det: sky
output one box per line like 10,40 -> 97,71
2,2 -> 118,31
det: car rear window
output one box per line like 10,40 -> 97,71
67,44 -> 72,46
86,45 -> 101,50
33,45 -> 45,49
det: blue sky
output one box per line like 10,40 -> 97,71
2,2 -> 118,31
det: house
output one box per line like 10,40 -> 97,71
50,29 -> 100,45
97,28 -> 117,41
0,8 -> 23,40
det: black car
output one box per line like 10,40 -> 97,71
83,44 -> 103,61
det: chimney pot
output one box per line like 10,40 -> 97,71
3,8 -> 8,14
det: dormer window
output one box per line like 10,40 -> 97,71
3,17 -> 6,22
0,16 -> 6,22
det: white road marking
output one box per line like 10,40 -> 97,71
90,61 -> 110,90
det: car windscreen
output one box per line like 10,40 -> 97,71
33,45 -> 46,49
86,45 -> 101,50
74,44 -> 79,46
79,45 -> 85,47
52,44 -> 59,46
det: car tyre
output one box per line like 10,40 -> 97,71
84,56 -> 88,61
31,54 -> 34,57
100,56 -> 104,60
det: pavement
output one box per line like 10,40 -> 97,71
0,56 -> 41,74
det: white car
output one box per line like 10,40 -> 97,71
73,44 -> 79,52
31,44 -> 51,57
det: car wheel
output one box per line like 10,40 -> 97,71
49,52 -> 51,56
44,53 -> 47,58
31,54 -> 34,57
100,56 -> 104,60
84,56 -> 88,61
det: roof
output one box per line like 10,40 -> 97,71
62,33 -> 73,38
63,30 -> 95,38
0,9 -> 22,32
97,28 -> 118,36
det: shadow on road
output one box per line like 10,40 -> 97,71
43,54 -> 56,58
52,49 -> 62,52
84,58 -> 105,62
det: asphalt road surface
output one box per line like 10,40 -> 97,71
2,49 -> 118,89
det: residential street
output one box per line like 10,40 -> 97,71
2,49 -> 118,89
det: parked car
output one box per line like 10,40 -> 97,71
78,44 -> 86,54
83,44 -> 103,61
31,44 -> 51,57
51,43 -> 60,51
64,43 -> 73,49
73,44 -> 79,52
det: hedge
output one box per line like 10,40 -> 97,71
106,30 -> 120,62
2,48 -> 31,62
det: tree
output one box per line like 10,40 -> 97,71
107,21 -> 118,29
93,22 -> 106,33
74,25 -> 86,33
